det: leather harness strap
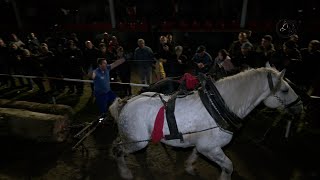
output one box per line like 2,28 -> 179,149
198,73 -> 242,132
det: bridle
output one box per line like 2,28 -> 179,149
267,72 -> 302,110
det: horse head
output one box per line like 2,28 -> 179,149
263,68 -> 303,115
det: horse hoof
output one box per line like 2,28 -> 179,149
185,166 -> 198,176
120,169 -> 133,180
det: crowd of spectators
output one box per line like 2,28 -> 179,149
0,31 -> 319,97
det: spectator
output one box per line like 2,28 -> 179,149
101,32 -> 110,45
38,43 -> 57,92
10,33 -> 25,49
232,42 -> 256,71
166,33 -> 177,52
289,34 -> 299,48
134,39 -> 155,84
300,40 -> 320,90
174,45 -> 190,75
158,36 -> 169,53
69,33 -> 80,47
22,48 -> 45,93
0,38 -> 10,87
8,43 -> 24,87
192,45 -> 213,75
84,40 -> 100,93
210,49 -> 235,79
108,36 -> 120,56
159,43 -> 176,77
99,42 -> 117,80
255,35 -> 276,67
229,32 -> 252,59
63,40 -> 84,94
270,40 -> 302,82
156,36 -> 168,79
92,56 -> 125,115
21,49 -> 35,91
84,41 -> 99,71
27,33 -> 40,54
116,46 -> 132,96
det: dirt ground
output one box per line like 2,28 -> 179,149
0,69 -> 319,180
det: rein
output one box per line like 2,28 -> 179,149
115,126 -> 219,146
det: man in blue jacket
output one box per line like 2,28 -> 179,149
91,54 -> 125,115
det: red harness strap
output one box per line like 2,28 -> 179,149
151,105 -> 165,143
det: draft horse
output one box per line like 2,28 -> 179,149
109,67 -> 303,180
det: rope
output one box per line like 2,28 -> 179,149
0,73 -> 149,87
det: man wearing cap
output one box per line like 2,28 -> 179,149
91,54 -> 125,116
192,45 -> 213,75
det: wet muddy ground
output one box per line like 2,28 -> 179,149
0,70 -> 319,180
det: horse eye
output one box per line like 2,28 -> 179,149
281,89 -> 289,93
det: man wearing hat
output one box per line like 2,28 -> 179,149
191,45 -> 213,75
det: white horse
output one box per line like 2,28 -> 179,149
109,67 -> 302,180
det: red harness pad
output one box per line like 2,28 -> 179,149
179,73 -> 199,90
151,106 -> 165,143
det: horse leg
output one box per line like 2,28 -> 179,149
185,147 -> 199,175
198,147 -> 233,180
112,138 -> 148,179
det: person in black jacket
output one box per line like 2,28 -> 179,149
8,43 -> 24,87
63,40 -> 84,94
231,42 -> 256,72
159,43 -> 177,77
0,38 -> 10,87
269,40 -> 302,83
300,40 -> 320,90
84,40 -> 100,93
38,43 -> 56,92
255,35 -> 276,67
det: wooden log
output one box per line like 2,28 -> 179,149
0,99 -> 74,118
0,108 -> 69,142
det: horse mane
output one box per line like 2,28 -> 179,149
215,67 -> 279,118
217,67 -> 278,83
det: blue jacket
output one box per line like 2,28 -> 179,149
93,65 -> 111,96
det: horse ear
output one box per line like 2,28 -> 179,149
265,61 -> 272,68
279,69 -> 286,79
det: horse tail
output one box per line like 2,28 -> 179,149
109,96 -> 132,122
109,97 -> 122,122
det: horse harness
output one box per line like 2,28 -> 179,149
267,72 -> 302,110
197,73 -> 242,133
147,71 -> 302,143
155,73 -> 243,142
157,89 -> 193,143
